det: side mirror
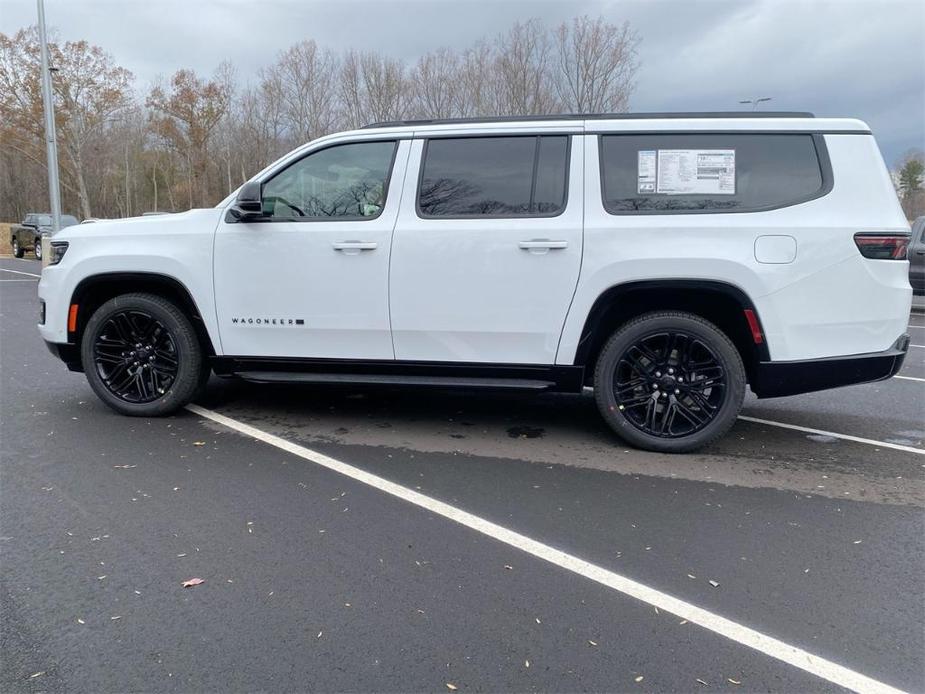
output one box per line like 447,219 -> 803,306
228,180 -> 263,221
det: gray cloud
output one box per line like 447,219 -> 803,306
2,0 -> 922,164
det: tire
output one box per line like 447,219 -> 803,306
12,238 -> 23,258
80,293 -> 204,417
593,311 -> 746,453
34,238 -> 42,260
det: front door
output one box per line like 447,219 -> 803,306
389,133 -> 583,365
214,138 -> 408,359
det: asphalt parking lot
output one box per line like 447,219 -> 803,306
2,255 -> 923,693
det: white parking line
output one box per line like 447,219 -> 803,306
894,375 -> 925,383
738,415 -> 923,455
910,344 -> 925,349
187,403 -> 905,694
0,268 -> 41,278
0,279 -> 38,282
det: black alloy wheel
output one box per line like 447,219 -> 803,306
81,293 -> 205,416
594,311 -> 745,453
613,330 -> 726,438
93,309 -> 179,403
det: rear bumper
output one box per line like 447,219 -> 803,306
751,334 -> 909,398
44,340 -> 83,372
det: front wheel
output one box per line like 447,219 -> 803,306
594,311 -> 746,453
12,238 -> 23,258
81,293 -> 204,416
33,238 -> 42,260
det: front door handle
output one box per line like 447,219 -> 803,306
518,239 -> 568,254
332,241 -> 377,255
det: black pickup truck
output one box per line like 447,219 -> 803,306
10,213 -> 79,260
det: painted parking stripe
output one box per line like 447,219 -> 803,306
0,279 -> 38,282
0,268 -> 41,278
187,403 -> 905,694
738,415 -> 923,455
910,344 -> 925,349
894,375 -> 925,383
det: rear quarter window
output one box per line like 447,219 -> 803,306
600,133 -> 828,214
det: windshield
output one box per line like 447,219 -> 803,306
36,214 -> 52,226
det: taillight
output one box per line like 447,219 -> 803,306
853,233 -> 910,260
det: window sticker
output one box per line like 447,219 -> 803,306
637,150 -> 657,193
655,149 -> 735,195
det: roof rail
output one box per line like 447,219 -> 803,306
361,111 -> 816,129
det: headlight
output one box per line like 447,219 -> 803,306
48,241 -> 69,265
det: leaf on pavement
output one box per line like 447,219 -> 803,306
182,578 -> 205,588
446,684 -> 458,691
588,640 -> 598,646
634,675 -> 644,683
728,678 -> 742,685
193,441 -> 206,446
708,580 -> 720,587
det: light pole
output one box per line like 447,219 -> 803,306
739,97 -> 772,111
37,0 -> 62,252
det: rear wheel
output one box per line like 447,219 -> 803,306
594,311 -> 745,453
81,293 -> 204,416
12,238 -> 23,258
33,238 -> 42,260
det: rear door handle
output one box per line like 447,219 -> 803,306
332,241 -> 377,254
518,239 -> 568,253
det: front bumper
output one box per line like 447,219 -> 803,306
751,334 -> 909,398
44,340 -> 83,372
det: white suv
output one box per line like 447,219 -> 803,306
38,113 -> 913,452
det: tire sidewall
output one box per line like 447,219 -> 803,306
81,294 -> 202,416
595,313 -> 745,453
34,238 -> 42,260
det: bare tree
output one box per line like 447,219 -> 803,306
409,48 -> 461,119
493,19 -> 559,115
264,40 -> 338,146
0,28 -> 133,218
553,15 -> 639,113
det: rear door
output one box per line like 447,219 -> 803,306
389,133 -> 583,365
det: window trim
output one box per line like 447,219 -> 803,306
415,134 -> 572,220
598,132 -> 834,216
245,139 -> 401,224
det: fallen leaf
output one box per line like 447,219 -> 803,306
634,675 -> 644,683
446,684 -> 458,691
525,660 -> 530,668
696,678 -> 708,686
679,620 -> 688,625
317,630 -> 323,639
77,618 -> 85,624
588,640 -> 598,646
708,580 -> 720,588
193,441 -> 206,446
182,578 -> 205,588
535,617 -> 541,624
853,540 -> 862,544
29,672 -> 45,679
728,678 -> 742,685
111,615 -> 122,620
503,565 -> 513,570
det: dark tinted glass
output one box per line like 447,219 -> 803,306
600,134 -> 824,214
419,136 -> 568,217
533,136 -> 569,214
263,141 -> 396,220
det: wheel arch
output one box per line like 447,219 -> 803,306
573,279 -> 770,383
69,272 -> 217,361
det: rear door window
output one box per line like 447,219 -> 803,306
418,136 -> 569,217
599,133 -> 826,214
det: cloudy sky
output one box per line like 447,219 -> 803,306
2,0 -> 922,165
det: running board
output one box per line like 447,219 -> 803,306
234,371 -> 556,391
